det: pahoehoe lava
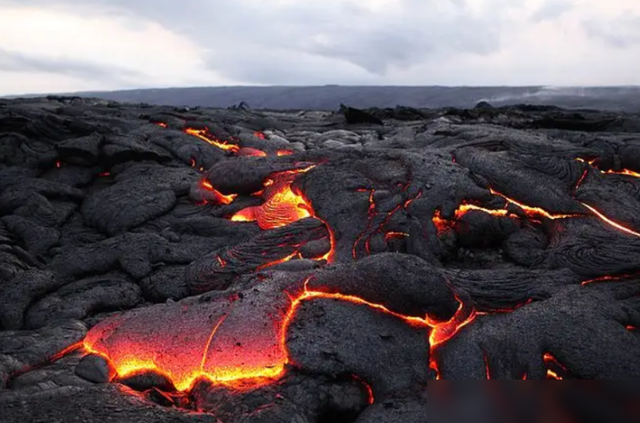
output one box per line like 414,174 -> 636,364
2,97 -> 640,422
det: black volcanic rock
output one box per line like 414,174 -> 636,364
81,178 -> 177,235
340,104 -> 384,125
75,354 -> 115,384
3,96 -> 640,422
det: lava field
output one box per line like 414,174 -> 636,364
1,97 -> 640,422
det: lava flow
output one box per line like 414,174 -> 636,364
201,180 -> 237,205
155,123 -> 287,157
432,189 -> 582,234
580,203 -> 640,238
433,189 -> 640,240
576,158 -> 640,178
231,166 -> 336,263
81,278 -> 474,392
231,167 -> 316,229
544,353 -> 567,380
489,189 -> 581,220
184,128 -> 240,153
433,203 -> 512,232
352,189 -> 423,259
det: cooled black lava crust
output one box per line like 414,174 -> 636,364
1,97 -> 640,422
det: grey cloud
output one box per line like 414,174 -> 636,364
2,0 -> 507,83
583,16 -> 640,48
529,0 -> 574,23
0,48 -> 144,82
206,47 -> 380,86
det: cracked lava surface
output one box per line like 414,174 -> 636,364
3,98 -> 640,422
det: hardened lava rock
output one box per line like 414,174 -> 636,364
2,97 -> 640,422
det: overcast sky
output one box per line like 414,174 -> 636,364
0,0 -> 639,95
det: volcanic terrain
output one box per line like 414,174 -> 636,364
1,97 -> 640,422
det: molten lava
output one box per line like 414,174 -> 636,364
231,166 -> 336,264
433,203 -> 513,233
81,276 -> 472,392
232,167 -> 314,227
576,158 -> 640,179
602,169 -> 640,178
232,170 -> 314,230
580,203 -> 640,238
238,147 -> 268,157
201,180 -> 237,205
489,189 -> 580,220
184,128 -> 240,153
385,232 -> 410,241
352,189 -> 423,259
544,353 -> 567,380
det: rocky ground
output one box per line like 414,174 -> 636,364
1,97 -> 640,422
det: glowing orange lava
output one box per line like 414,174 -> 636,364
231,167 -> 316,230
489,189 -> 579,220
352,190 -> 423,259
576,158 -> 640,179
238,147 -> 268,157
277,150 -> 294,156
352,189 -> 377,259
201,180 -> 238,205
603,169 -> 640,178
81,276 -> 473,392
482,186 -> 640,239
581,203 -> 640,238
433,203 -> 513,233
256,253 -> 301,271
185,128 -> 240,153
544,353 -> 566,380
385,232 -> 410,241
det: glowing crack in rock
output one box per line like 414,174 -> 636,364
576,158 -> 640,179
580,203 -> 640,239
432,189 -> 640,240
489,189 -> 581,220
184,128 -> 241,153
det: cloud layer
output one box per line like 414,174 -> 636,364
0,0 -> 639,94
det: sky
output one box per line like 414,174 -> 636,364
0,0 -> 639,95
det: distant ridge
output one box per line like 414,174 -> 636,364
10,86 -> 640,112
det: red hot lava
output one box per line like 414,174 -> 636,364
576,158 -> 640,179
201,180 -> 237,205
184,128 -> 241,153
82,277 -> 475,391
231,166 -> 336,263
432,188 -> 640,239
231,167 -> 316,230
